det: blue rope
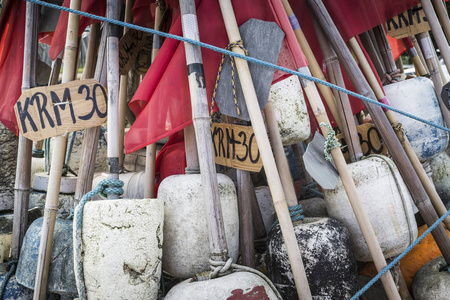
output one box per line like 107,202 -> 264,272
23,0 -> 450,136
73,179 -> 124,300
32,148 -> 44,158
0,260 -> 18,299
300,182 -> 323,199
271,204 -> 304,228
351,207 -> 450,299
65,131 -> 77,166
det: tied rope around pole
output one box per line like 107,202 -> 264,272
210,40 -> 247,124
300,182 -> 323,199
319,123 -> 341,162
73,179 -> 124,300
24,0 -> 450,137
271,204 -> 304,229
0,260 -> 18,299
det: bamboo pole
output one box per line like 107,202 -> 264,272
432,43 -> 448,84
359,31 -> 387,81
118,0 -> 134,171
372,25 -> 399,81
308,0 -> 450,272
74,28 -> 108,206
106,0 -> 121,199
81,23 -> 100,80
421,0 -> 450,75
279,0 -> 342,132
11,0 -> 38,261
33,0 -> 81,298
313,17 -> 363,162
411,35 -> 430,75
144,0 -> 164,198
180,0 -> 228,262
218,1 -> 312,298
431,0 -> 450,44
402,37 -> 428,76
416,32 -> 450,127
357,35 -> 450,229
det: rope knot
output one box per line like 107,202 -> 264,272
319,122 -> 341,162
385,69 -> 401,83
210,40 -> 248,124
209,258 -> 233,279
392,122 -> 406,145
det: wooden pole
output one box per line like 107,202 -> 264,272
118,0 -> 134,171
313,17 -> 363,162
144,0 -> 164,198
416,32 -> 450,126
431,0 -> 450,45
402,37 -> 428,76
33,0 -> 81,298
279,0 -> 342,132
359,31 -> 387,82
372,25 -> 399,81
11,0 -> 38,261
308,0 -> 450,271
218,1 -> 312,298
106,0 -> 121,199
237,168 -> 255,267
180,0 -> 228,262
421,0 -> 450,75
74,28 -> 108,206
81,23 -> 100,80
411,35 -> 430,75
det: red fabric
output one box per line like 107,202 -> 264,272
154,131 -> 186,196
131,0 -> 154,28
388,34 -> 407,61
125,0 -> 296,153
125,0 -> 422,153
48,0 -> 106,60
0,0 -> 26,134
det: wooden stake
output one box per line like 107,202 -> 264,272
237,168 -> 255,267
11,0 -> 38,261
74,28 -> 108,206
81,23 -> 100,80
308,0 -> 450,274
431,0 -> 450,45
421,0 -> 450,75
218,1 -> 312,298
359,31 -> 387,82
279,0 -> 342,132
313,17 -> 363,162
411,35 -> 430,75
180,0 -> 228,262
118,0 -> 134,170
144,0 -> 164,198
402,37 -> 428,76
372,25 -> 399,80
33,0 -> 81,298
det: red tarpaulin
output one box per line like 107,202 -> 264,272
0,0 -> 26,134
125,0 -> 420,153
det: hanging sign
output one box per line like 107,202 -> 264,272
336,123 -> 388,163
119,29 -> 152,75
386,4 -> 430,39
14,79 -> 107,141
211,123 -> 262,172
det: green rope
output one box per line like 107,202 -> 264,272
32,148 -> 44,158
271,204 -> 304,229
300,182 -> 323,199
73,179 -> 124,300
0,260 -> 18,299
319,122 -> 341,162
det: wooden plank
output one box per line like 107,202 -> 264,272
336,123 -> 388,163
211,123 -> 262,172
386,4 -> 430,39
135,35 -> 153,75
14,78 -> 107,141
119,29 -> 152,75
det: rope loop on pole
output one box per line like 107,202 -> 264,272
319,122 -> 341,162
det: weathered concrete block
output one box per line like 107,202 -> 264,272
0,123 -> 18,211
82,198 -> 164,300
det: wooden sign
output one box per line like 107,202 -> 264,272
119,29 -> 152,75
136,35 -> 153,75
336,123 -> 388,163
211,123 -> 262,172
14,79 -> 107,141
386,4 -> 430,39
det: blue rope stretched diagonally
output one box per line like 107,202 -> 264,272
23,0 -> 450,137
73,179 -> 124,300
351,207 -> 450,299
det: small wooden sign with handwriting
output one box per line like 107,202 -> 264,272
14,79 -> 107,141
336,123 -> 388,163
119,29 -> 152,75
386,4 -> 430,39
211,123 -> 262,172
